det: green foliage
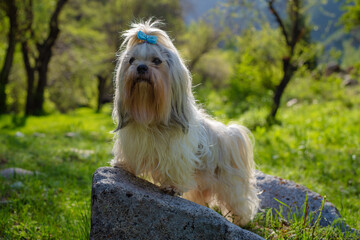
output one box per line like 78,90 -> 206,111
31,1 -> 57,40
5,45 -> 27,113
226,26 -> 284,117
192,50 -> 234,88
341,0 -> 360,31
341,40 -> 360,67
179,20 -> 223,71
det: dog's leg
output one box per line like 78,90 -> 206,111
214,174 -> 258,226
183,189 -> 211,206
161,185 -> 182,196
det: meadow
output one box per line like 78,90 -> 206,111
0,73 -> 359,239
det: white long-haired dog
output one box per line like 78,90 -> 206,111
111,20 -> 259,226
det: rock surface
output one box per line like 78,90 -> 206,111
91,167 -> 264,240
91,167 -> 359,239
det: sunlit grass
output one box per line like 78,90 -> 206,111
0,106 -> 113,239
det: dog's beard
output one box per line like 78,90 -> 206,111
122,69 -> 171,125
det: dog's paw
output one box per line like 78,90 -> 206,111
161,186 -> 182,197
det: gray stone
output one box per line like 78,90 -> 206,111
10,181 -> 24,189
0,168 -> 38,179
325,62 -> 341,76
15,131 -> 25,138
90,167 -> 264,240
342,75 -> 359,87
65,132 -> 78,138
0,200 -> 12,205
33,132 -> 45,138
286,98 -> 298,107
256,171 -> 360,237
68,148 -> 94,159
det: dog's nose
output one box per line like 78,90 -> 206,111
137,64 -> 148,74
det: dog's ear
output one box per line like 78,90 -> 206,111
166,50 -> 194,133
113,58 -> 130,132
113,99 -> 130,132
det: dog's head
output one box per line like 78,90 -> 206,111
113,20 -> 193,132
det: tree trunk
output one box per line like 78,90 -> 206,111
24,0 -> 68,115
268,58 -> 295,121
21,41 -> 36,115
0,0 -> 17,114
266,0 -> 303,124
96,75 -> 107,113
33,46 -> 53,115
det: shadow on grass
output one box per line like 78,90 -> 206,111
0,115 -> 28,130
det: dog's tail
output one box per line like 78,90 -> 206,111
227,124 -> 255,179
212,123 -> 260,226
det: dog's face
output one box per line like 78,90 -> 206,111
121,43 -> 171,125
114,21 -> 193,132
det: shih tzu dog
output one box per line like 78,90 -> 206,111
111,20 -> 259,226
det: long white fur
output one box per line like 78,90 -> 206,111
111,19 -> 259,226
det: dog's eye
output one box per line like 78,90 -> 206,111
152,57 -> 162,65
129,57 -> 135,65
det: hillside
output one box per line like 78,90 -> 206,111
182,0 -> 356,53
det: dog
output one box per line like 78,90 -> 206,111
111,19 -> 259,226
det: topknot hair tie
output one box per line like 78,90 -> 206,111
137,31 -> 157,44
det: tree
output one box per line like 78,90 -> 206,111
224,0 -> 312,122
341,0 -> 360,32
180,21 -> 222,72
266,0 -> 309,123
0,0 -> 17,114
20,0 -> 68,115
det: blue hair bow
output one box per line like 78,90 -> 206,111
137,31 -> 157,44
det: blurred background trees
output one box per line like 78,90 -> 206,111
0,0 -> 358,125
341,0 -> 360,32
0,0 -> 17,114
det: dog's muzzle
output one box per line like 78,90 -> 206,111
137,64 -> 148,74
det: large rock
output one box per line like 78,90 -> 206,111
90,167 -> 264,240
91,167 -> 359,239
256,171 -> 359,236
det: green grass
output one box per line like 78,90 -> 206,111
245,201 -> 359,240
0,107 -> 113,239
0,84 -> 359,239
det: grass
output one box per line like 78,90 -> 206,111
245,203 -> 359,239
0,107 -> 113,239
0,82 -> 359,239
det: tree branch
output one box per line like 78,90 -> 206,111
267,0 -> 291,47
0,0 -> 17,85
42,0 -> 68,52
290,0 -> 300,54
